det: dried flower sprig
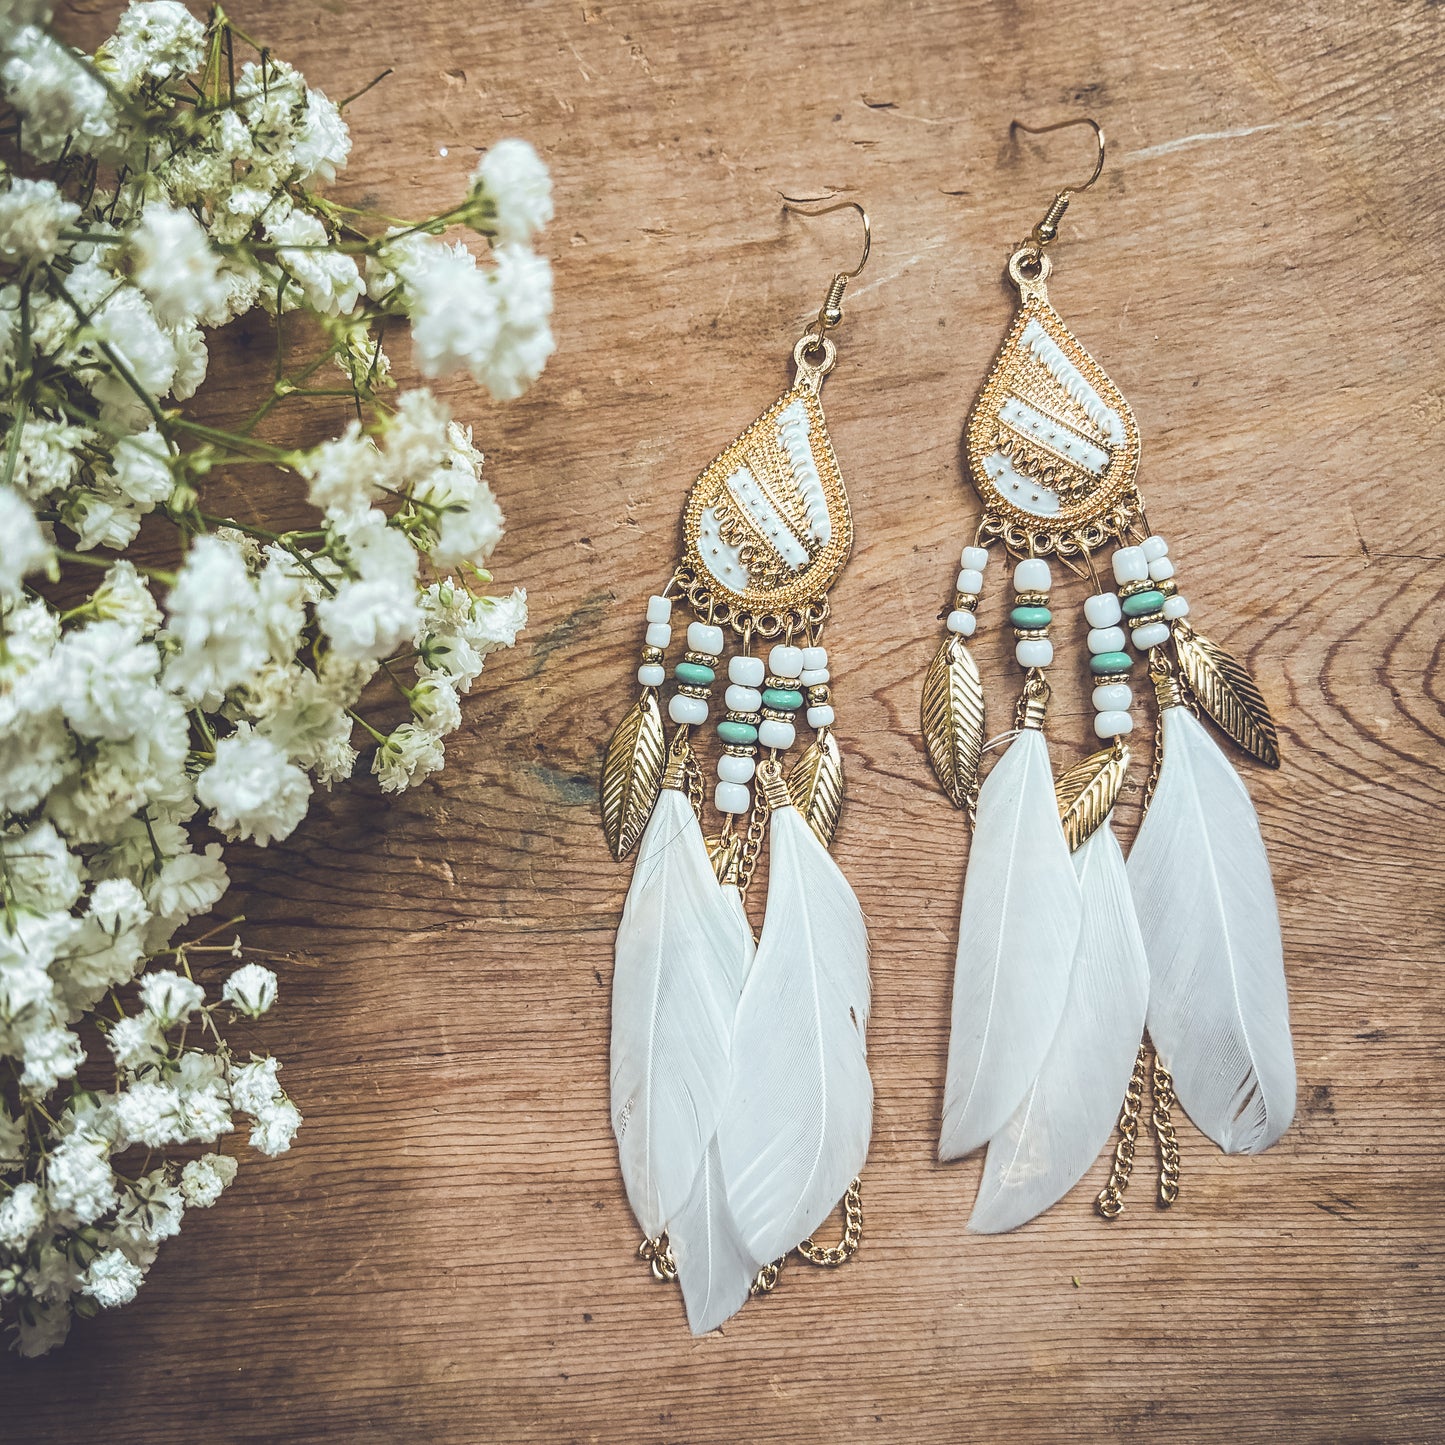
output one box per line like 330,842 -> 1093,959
0,0 -> 552,1354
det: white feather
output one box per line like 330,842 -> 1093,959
1128,706 -> 1295,1153
940,727 -> 1082,1160
610,788 -> 752,1236
667,879 -> 758,1335
669,1139 -> 760,1335
969,814 -> 1149,1232
716,804 -> 872,1264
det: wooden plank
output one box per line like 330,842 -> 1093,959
7,0 -> 1445,1439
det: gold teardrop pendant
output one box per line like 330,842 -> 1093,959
965,249 -> 1141,558
675,372 -> 852,639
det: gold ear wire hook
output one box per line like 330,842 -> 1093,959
779,195 -> 872,338
1009,116 -> 1105,247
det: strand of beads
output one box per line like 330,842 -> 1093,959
1085,582 -> 1133,741
716,651 -> 763,816
800,645 -> 833,730
760,643 -> 805,751
1139,534 -> 1190,627
948,544 -> 989,640
1112,544 -> 1174,660
638,593 -> 673,689
668,620 -> 722,731
1011,557 -> 1054,669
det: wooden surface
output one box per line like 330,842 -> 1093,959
8,1 -> 1445,1439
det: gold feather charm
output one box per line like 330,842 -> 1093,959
787,729 -> 844,849
1171,623 -> 1280,769
921,634 -> 986,810
600,688 -> 666,861
1054,744 -> 1130,851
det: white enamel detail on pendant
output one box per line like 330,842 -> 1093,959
1019,318 -> 1125,446
698,505 -> 749,590
776,399 -> 831,545
725,466 -> 810,571
998,397 -> 1111,476
982,450 -> 1062,516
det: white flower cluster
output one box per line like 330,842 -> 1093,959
0,1 -> 548,1355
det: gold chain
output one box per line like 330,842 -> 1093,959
643,1181 -> 862,1300
795,1178 -> 863,1266
682,737 -> 704,818
638,1234 -> 676,1281
735,777 -> 770,896
1151,1055 -> 1181,1207
1096,1044 -> 1148,1219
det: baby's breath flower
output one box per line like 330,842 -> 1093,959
137,969 -> 204,1027
222,963 -> 278,1018
0,0 -> 543,1352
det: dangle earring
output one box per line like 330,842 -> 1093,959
924,119 -> 1295,1233
600,199 -> 873,1333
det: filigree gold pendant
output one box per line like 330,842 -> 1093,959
675,362 -> 852,640
965,253 -> 1141,559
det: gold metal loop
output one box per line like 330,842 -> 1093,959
780,195 -> 871,352
780,195 -> 872,279
1009,115 -> 1106,248
792,332 -> 837,390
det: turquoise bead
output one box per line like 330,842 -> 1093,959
1089,651 -> 1133,675
674,660 -> 715,686
1009,605 -> 1052,630
1121,589 -> 1166,618
717,720 -> 758,746
761,686 -> 803,711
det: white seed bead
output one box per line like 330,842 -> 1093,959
646,594 -> 672,624
807,704 -> 836,728
768,644 -> 804,678
800,667 -> 830,687
1015,638 -> 1053,668
637,663 -> 665,687
1111,546 -> 1149,584
687,622 -> 724,656
961,545 -> 990,571
729,654 -> 765,686
668,693 -> 708,726
1162,594 -> 1191,620
717,754 -> 756,784
1013,557 -> 1052,592
1094,709 -> 1134,739
1084,592 -> 1122,627
1131,620 -> 1171,650
957,567 -> 985,595
1148,557 -> 1176,582
645,621 -> 672,650
947,609 -> 977,637
1087,625 -> 1127,654
1092,682 -> 1133,712
714,781 -> 751,815
801,646 -> 828,670
758,717 -> 796,750
1141,534 -> 1169,562
725,683 -> 762,712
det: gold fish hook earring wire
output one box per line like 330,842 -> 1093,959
778,195 -> 872,372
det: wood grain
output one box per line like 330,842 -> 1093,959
7,1 -> 1445,1440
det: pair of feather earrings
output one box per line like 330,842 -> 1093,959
600,121 -> 1295,1338
928,118 -> 1294,1232
601,199 -> 874,1335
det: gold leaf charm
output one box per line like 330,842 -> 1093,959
1055,745 -> 1130,851
921,634 -> 985,810
677,386 -> 852,634
965,284 -> 1142,558
787,730 -> 844,849
1172,623 -> 1281,769
599,688 -> 666,860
